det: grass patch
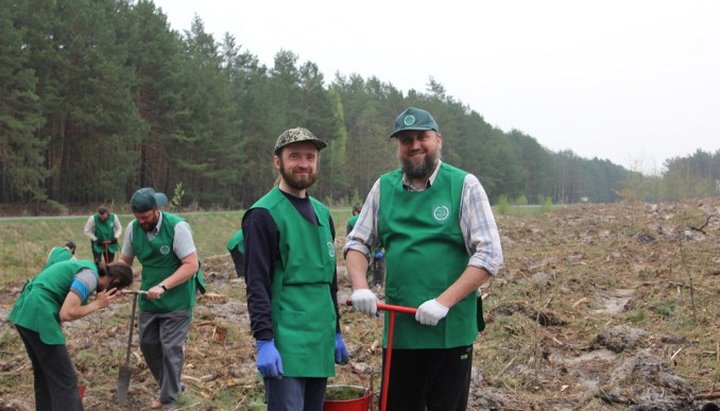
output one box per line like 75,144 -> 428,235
650,299 -> 676,317
0,208 -> 355,288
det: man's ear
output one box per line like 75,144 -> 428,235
273,155 -> 281,170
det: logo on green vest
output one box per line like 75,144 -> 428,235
160,245 -> 171,255
327,241 -> 335,258
432,205 -> 450,222
403,114 -> 416,126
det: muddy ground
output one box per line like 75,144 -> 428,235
1,200 -> 720,410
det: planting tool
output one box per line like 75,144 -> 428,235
347,301 -> 417,411
120,289 -> 148,296
117,290 -> 139,405
103,242 -> 110,265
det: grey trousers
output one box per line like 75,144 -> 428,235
139,309 -> 191,404
264,376 -> 327,411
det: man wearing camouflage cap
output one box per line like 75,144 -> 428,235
241,127 -> 348,410
345,107 -> 503,410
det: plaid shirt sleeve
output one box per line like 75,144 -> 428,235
461,174 -> 503,276
343,179 -> 381,258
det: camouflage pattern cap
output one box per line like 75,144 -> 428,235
274,127 -> 327,154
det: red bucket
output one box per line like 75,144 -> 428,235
323,385 -> 371,411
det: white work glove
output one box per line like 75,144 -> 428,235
415,298 -> 449,326
351,288 -> 378,315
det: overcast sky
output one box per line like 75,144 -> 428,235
152,0 -> 719,174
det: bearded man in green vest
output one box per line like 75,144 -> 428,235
83,205 -> 122,265
9,259 -> 133,411
242,127 -> 348,411
42,241 -> 77,270
345,107 -> 504,411
119,187 -> 204,410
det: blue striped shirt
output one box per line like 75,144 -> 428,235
70,268 -> 99,303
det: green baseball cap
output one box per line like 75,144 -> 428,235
389,107 -> 439,138
130,187 -> 168,212
274,127 -> 327,154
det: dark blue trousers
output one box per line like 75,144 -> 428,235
16,325 -> 83,411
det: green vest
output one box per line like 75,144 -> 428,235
226,229 -> 244,253
9,260 -> 98,345
248,187 -> 337,377
42,247 -> 73,270
132,212 -> 201,313
92,213 -> 119,254
378,163 -> 477,349
346,214 -> 359,233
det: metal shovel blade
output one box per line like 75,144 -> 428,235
117,292 -> 138,405
117,365 -> 132,405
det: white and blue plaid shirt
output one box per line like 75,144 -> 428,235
343,161 -> 503,276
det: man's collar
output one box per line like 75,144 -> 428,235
151,211 -> 163,234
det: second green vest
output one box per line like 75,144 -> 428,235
9,260 -> 98,344
249,187 -> 337,378
92,213 -> 119,254
42,246 -> 74,270
378,163 -> 477,349
132,212 -> 199,313
226,229 -> 244,253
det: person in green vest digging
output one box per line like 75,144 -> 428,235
83,205 -> 122,265
9,259 -> 133,411
345,107 -> 504,411
242,127 -> 348,411
226,229 -> 244,279
119,187 -> 205,410
42,241 -> 77,270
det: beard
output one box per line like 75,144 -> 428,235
279,161 -> 317,191
400,149 -> 440,180
140,214 -> 159,232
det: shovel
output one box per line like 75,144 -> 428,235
117,290 -> 142,405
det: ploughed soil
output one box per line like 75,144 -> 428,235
2,200 -> 720,410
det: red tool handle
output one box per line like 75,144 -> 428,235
103,242 -> 109,265
344,300 -> 417,315
377,303 -> 417,315
346,299 -> 416,411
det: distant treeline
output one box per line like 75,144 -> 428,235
1,1 -> 717,210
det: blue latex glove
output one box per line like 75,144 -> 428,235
374,250 -> 384,259
256,339 -> 283,378
335,333 -> 349,365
